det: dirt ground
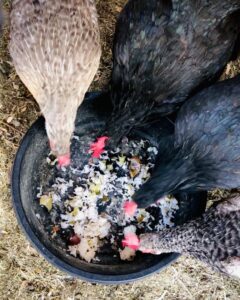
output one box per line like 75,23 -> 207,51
0,1 -> 239,299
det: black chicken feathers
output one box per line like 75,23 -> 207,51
104,0 -> 240,145
134,75 -> 240,208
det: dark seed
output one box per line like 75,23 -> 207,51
68,235 -> 81,246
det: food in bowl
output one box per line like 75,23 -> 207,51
36,137 -> 179,263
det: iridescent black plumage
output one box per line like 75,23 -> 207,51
104,0 -> 240,144
134,75 -> 240,208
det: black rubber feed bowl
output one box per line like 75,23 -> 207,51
11,92 -> 207,284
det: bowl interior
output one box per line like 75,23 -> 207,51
12,92 -> 207,282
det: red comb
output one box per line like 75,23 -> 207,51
122,233 -> 140,250
123,201 -> 138,217
58,153 -> 71,167
89,136 -> 109,158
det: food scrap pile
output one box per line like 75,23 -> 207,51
37,138 -> 179,263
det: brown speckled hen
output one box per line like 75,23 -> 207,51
139,196 -> 240,279
103,0 -> 240,145
10,0 -> 101,164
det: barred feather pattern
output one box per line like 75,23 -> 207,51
140,196 -> 240,279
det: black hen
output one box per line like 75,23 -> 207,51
133,75 -> 240,208
103,0 -> 240,145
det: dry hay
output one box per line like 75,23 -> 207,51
0,1 -> 239,299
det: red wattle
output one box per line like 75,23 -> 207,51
89,136 -> 109,158
122,233 -> 140,250
123,201 -> 138,217
58,153 -> 71,167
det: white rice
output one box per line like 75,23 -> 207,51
39,140 -> 179,262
